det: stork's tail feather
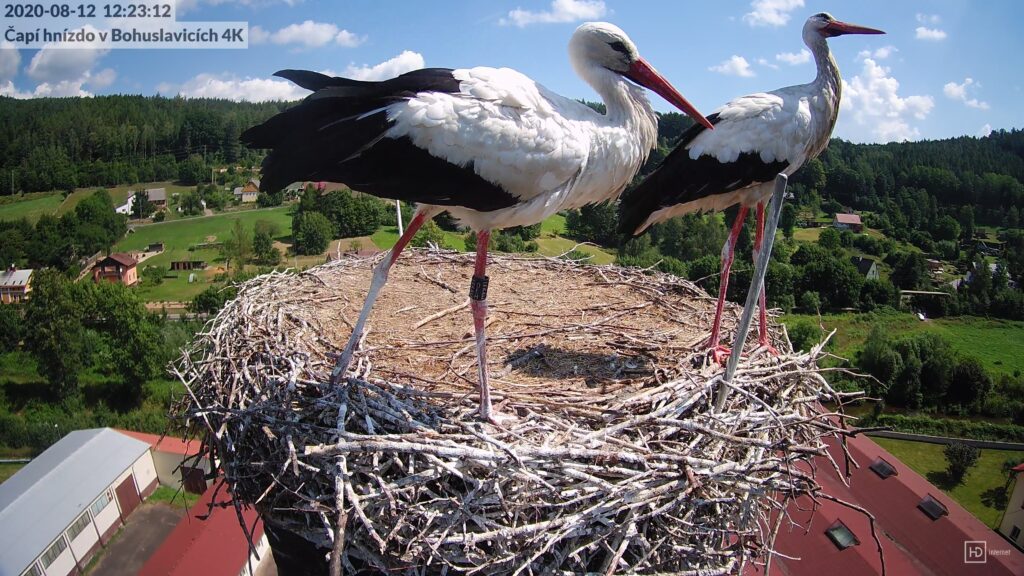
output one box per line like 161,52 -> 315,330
241,68 -> 460,194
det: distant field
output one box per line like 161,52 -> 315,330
873,436 -> 1023,527
114,206 -> 293,301
792,227 -> 823,242
0,462 -> 26,485
0,193 -> 63,222
782,311 -> 1024,377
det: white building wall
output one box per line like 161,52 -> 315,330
67,515 -> 99,567
41,539 -> 75,576
999,474 -> 1024,547
92,491 -> 120,537
131,452 -> 158,494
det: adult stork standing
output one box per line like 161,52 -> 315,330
618,13 -> 883,362
242,22 -> 712,422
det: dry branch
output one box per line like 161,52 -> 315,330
172,250 -> 853,575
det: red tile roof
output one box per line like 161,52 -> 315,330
746,434 -> 1024,575
834,213 -> 863,225
115,429 -> 202,457
104,252 -> 138,267
138,483 -> 264,576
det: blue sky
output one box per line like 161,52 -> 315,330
1,0 -> 1021,143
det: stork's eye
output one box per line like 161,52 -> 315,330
608,41 -> 629,55
814,12 -> 833,21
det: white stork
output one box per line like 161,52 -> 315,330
242,22 -> 712,423
618,13 -> 883,362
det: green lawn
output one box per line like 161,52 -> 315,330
368,215 -> 617,265
782,311 -> 1024,377
57,187 -> 132,216
872,437 -> 1022,527
114,206 -> 293,301
0,462 -> 26,485
0,193 -> 64,222
792,227 -> 823,242
148,485 -> 200,509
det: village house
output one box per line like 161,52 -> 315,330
92,253 -> 139,286
998,462 -> 1024,550
0,265 -> 33,303
145,187 -> 167,207
233,178 -> 260,203
850,256 -> 880,280
833,212 -> 864,232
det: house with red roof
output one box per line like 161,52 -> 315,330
92,253 -> 139,286
748,434 -> 1024,575
138,482 -> 269,576
998,462 -> 1024,550
833,212 -> 864,232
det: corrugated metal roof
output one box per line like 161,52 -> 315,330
0,428 -> 151,575
0,268 -> 32,288
146,188 -> 167,202
139,482 -> 264,576
834,213 -> 862,224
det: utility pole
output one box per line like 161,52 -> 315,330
395,200 -> 404,236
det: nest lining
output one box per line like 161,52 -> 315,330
173,250 -> 861,575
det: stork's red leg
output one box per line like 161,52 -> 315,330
752,202 -> 779,355
331,210 -> 431,385
470,230 -> 504,423
707,205 -> 749,363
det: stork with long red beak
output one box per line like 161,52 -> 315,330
242,22 -> 712,423
619,13 -> 883,362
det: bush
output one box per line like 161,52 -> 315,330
411,220 -> 447,249
292,211 -> 332,255
944,442 -> 980,485
787,320 -> 820,352
872,414 -> 1024,442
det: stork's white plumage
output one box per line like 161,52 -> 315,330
243,21 -> 711,423
619,13 -> 883,361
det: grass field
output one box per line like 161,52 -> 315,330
0,462 -> 26,485
114,206 -> 294,301
368,215 -> 617,265
0,193 -> 64,222
148,485 -> 200,509
872,437 -> 1022,527
782,311 -> 1024,377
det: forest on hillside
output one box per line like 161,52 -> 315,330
0,95 -> 286,193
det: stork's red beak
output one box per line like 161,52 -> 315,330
626,58 -> 714,130
823,20 -> 885,37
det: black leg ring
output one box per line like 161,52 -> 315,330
469,275 -> 489,301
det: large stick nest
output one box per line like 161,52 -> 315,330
173,250 -> 858,575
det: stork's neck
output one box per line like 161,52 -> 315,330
809,37 -> 841,103
576,63 -> 659,151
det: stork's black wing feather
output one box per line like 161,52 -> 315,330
618,113 -> 789,235
241,68 -> 520,212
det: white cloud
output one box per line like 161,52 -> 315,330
500,0 -> 606,27
709,55 -> 755,77
344,51 -> 425,81
776,49 -> 810,66
977,123 -> 992,138
743,0 -> 804,28
26,47 -> 108,83
87,68 -> 117,89
839,57 -> 934,142
158,73 -> 309,102
857,46 -> 898,60
251,20 -> 365,48
0,80 -> 33,98
757,58 -> 779,70
943,77 -> 990,110
915,27 -> 947,41
916,13 -> 941,25
0,42 -> 20,81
